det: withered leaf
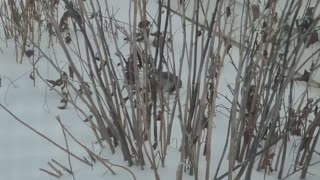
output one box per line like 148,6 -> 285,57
58,93 -> 68,109
29,72 -> 35,80
46,79 -> 56,85
87,150 -> 96,164
197,30 -> 202,37
152,142 -> 158,150
294,69 -> 310,82
83,115 -> 93,122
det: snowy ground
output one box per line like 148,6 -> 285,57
1,0 -> 320,180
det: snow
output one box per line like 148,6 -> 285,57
0,0 -> 320,180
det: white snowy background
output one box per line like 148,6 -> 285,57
0,0 -> 320,179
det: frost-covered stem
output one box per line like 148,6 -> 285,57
47,0 -> 117,154
56,116 -> 75,180
228,0 -> 251,179
300,127 -> 320,179
60,119 -> 117,175
0,103 -> 93,167
176,0 -> 188,179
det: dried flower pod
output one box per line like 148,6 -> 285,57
25,49 -> 34,58
65,34 -> 72,44
226,7 -> 231,18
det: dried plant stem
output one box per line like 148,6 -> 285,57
39,168 -> 61,178
0,103 -> 93,167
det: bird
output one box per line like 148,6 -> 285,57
158,71 -> 182,93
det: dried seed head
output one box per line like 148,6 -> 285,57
25,49 -> 34,58
65,36 -> 72,44
226,7 -> 231,17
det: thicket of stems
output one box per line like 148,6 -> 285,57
1,0 -> 320,180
